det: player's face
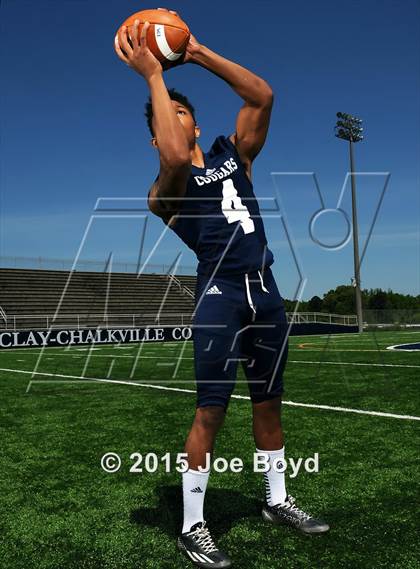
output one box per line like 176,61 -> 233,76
172,102 -> 195,134
152,101 -> 199,148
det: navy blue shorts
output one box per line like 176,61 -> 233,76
192,267 -> 289,410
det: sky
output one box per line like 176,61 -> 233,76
0,0 -> 419,300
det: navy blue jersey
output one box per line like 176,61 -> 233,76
169,135 -> 274,276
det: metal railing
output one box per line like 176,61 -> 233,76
0,255 -> 196,276
0,312 -> 195,331
166,274 -> 195,299
0,311 -> 357,331
289,312 -> 358,326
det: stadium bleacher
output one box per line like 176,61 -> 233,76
0,268 -> 196,330
0,267 -> 359,338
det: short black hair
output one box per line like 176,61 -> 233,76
144,88 -> 196,136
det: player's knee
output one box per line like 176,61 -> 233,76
252,396 -> 282,416
194,405 -> 226,431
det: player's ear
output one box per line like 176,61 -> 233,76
195,125 -> 201,139
151,137 -> 158,148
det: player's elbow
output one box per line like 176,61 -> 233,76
250,79 -> 274,109
261,83 -> 274,108
148,195 -> 163,217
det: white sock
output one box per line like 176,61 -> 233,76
182,468 -> 210,533
257,447 -> 287,506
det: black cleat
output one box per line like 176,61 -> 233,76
262,495 -> 330,535
177,521 -> 232,568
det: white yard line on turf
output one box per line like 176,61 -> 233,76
1,354 -> 419,368
0,367 -> 418,422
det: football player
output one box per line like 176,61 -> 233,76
115,9 -> 329,568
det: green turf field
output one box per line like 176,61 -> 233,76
1,330 -> 419,568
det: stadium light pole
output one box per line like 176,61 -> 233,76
335,112 -> 364,333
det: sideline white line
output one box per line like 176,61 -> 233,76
1,352 -> 419,369
5,351 -> 420,369
3,345 -> 420,369
0,367 -> 418,422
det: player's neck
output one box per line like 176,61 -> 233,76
191,143 -> 205,168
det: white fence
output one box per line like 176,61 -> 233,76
289,312 -> 358,326
0,311 -> 357,331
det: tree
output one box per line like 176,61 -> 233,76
322,286 -> 355,314
282,286 -> 419,315
308,295 -> 323,312
368,289 -> 390,310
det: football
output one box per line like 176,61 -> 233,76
116,9 -> 190,68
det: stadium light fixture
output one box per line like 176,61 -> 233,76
335,112 -> 364,333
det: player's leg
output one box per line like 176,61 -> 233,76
251,396 -> 287,506
184,406 -> 226,471
241,276 -> 289,509
243,268 -> 329,534
252,396 -> 284,450
178,274 -> 244,568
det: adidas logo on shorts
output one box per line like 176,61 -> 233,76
190,486 -> 203,493
205,285 -> 222,295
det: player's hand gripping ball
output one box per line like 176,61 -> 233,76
115,8 -> 190,73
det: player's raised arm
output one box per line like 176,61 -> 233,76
149,8 -> 273,176
188,44 -> 273,177
115,20 -> 191,218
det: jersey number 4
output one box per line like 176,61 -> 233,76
221,179 -> 255,234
